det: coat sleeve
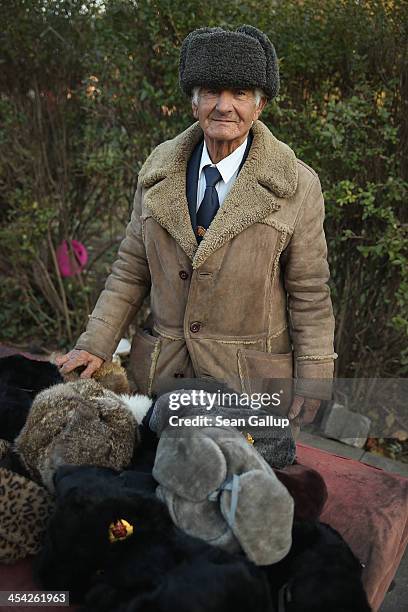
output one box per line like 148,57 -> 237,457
281,173 -> 337,400
75,180 -> 151,361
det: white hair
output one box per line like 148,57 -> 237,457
191,86 -> 266,108
191,86 -> 200,106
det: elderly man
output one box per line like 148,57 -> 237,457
58,25 -> 337,431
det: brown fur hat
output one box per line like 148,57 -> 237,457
62,360 -> 130,395
14,378 -> 138,492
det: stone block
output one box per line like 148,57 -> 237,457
320,402 -> 371,448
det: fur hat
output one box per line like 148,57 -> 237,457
0,355 -> 63,441
14,379 -> 152,491
274,463 -> 328,521
153,424 -> 294,565
150,388 -> 296,469
264,521 -> 371,612
0,439 -> 55,563
179,25 -> 279,99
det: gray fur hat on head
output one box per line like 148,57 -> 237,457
179,25 -> 279,100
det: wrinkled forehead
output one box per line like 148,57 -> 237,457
192,87 -> 260,103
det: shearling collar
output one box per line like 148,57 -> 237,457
138,120 -> 298,268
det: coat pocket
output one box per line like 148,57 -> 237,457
128,328 -> 161,396
237,349 -> 294,415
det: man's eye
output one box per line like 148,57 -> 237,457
235,90 -> 247,98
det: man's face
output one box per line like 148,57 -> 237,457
192,88 -> 266,147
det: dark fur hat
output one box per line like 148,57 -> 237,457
264,521 -> 371,612
0,355 -> 62,441
179,25 -> 279,100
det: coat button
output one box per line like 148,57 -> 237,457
179,270 -> 189,280
190,322 -> 201,333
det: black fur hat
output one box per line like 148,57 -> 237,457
179,25 -> 279,100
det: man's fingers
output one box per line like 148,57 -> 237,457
55,354 -> 69,366
80,361 -> 100,379
60,358 -> 85,375
56,350 -> 103,379
58,350 -> 87,374
288,395 -> 305,420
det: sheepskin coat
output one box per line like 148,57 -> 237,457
76,120 -> 336,403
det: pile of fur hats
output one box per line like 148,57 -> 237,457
36,464 -> 369,612
37,464 -> 273,611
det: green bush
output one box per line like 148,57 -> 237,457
0,0 -> 406,375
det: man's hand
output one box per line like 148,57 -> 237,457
288,394 -> 321,425
55,350 -> 104,378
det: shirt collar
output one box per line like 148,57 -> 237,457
199,137 -> 248,184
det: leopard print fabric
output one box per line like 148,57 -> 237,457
0,465 -> 55,563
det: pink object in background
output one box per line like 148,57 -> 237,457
56,240 -> 88,277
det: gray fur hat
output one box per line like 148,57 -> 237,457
179,25 -> 279,99
153,424 -> 294,565
150,389 -> 296,469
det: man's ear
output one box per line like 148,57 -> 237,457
254,97 -> 267,121
192,101 -> 198,119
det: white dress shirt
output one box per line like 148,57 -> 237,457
196,137 -> 248,211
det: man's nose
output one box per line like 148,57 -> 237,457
215,91 -> 234,113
